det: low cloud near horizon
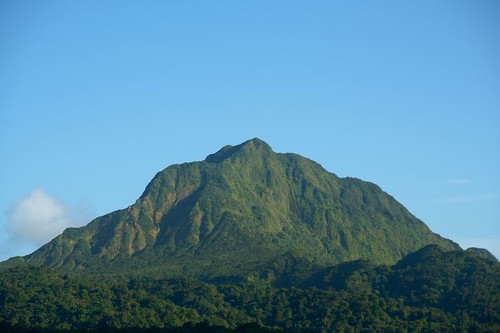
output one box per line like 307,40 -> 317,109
5,189 -> 90,247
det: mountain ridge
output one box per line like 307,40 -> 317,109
3,138 -> 459,280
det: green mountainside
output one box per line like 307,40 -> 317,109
9,138 -> 457,280
1,138 -> 498,332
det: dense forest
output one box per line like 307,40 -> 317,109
1,140 -> 498,331
1,246 -> 498,332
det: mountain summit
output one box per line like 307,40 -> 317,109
205,138 -> 272,163
13,138 -> 458,279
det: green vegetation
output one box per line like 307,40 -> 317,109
0,246 -> 498,331
1,139 -> 496,331
3,138 -> 458,280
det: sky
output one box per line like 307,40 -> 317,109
1,0 -> 499,260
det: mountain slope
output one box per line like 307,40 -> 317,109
304,245 -> 500,326
10,138 -> 458,278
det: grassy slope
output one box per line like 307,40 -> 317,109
8,138 -> 458,279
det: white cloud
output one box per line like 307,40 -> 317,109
5,189 -> 89,247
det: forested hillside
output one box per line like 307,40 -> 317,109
1,139 -> 497,332
1,246 -> 498,332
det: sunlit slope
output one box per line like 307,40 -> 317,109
19,138 -> 459,277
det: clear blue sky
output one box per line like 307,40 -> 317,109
1,1 -> 499,260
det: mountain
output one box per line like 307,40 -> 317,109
1,138 -> 498,332
4,138 -> 458,280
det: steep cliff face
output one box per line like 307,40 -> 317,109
17,138 -> 458,278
